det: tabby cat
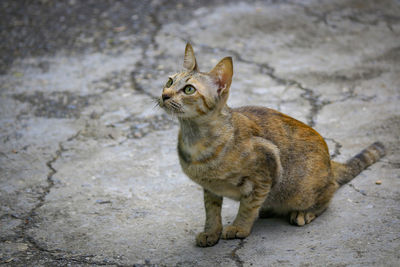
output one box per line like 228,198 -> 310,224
159,43 -> 385,247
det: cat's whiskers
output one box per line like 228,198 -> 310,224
153,97 -> 162,109
168,100 -> 184,114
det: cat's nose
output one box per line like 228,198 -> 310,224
162,94 -> 171,101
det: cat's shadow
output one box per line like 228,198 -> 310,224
253,216 -> 290,233
252,213 -> 321,237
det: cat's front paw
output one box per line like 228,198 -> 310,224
196,232 -> 220,247
221,225 -> 250,239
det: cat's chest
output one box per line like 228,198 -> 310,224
178,139 -> 247,176
178,140 -> 255,200
195,175 -> 242,200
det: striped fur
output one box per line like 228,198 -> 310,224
159,43 -> 386,247
332,142 -> 386,185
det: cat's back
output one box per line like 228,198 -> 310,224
232,106 -> 329,158
233,105 -> 313,136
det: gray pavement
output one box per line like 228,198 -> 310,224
1,0 -> 399,266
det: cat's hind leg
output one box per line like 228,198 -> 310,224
289,173 -> 338,226
289,199 -> 332,226
289,182 -> 337,226
289,210 -> 316,226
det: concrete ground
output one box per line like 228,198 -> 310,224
1,0 -> 399,266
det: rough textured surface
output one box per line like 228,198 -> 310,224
1,0 -> 399,266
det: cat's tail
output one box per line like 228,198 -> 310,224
332,142 -> 385,186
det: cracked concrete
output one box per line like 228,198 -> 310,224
1,0 -> 399,266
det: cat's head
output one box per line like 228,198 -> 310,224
159,43 -> 233,119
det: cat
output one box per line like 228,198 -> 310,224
158,43 -> 386,247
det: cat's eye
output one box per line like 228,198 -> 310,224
165,78 -> 173,88
183,85 -> 196,95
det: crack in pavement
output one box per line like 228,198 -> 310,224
348,183 -> 400,201
147,0 -> 163,51
13,91 -> 98,119
50,254 -> 126,267
20,142 -> 64,231
16,132 -> 69,231
128,0 -> 165,101
325,137 -> 342,159
290,1 -> 331,27
229,239 -> 245,267
291,0 -> 400,31
381,160 -> 400,169
11,128 -> 133,266
124,113 -> 177,139
5,130 -> 131,266
9,10 -> 168,258
348,183 -> 368,196
130,67 -> 159,100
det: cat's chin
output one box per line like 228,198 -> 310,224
170,111 -> 199,120
161,106 -> 197,118
174,113 -> 192,119
162,107 -> 186,118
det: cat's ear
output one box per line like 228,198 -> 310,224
209,57 -> 233,97
183,43 -> 199,72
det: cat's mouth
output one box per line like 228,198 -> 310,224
158,97 -> 184,115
